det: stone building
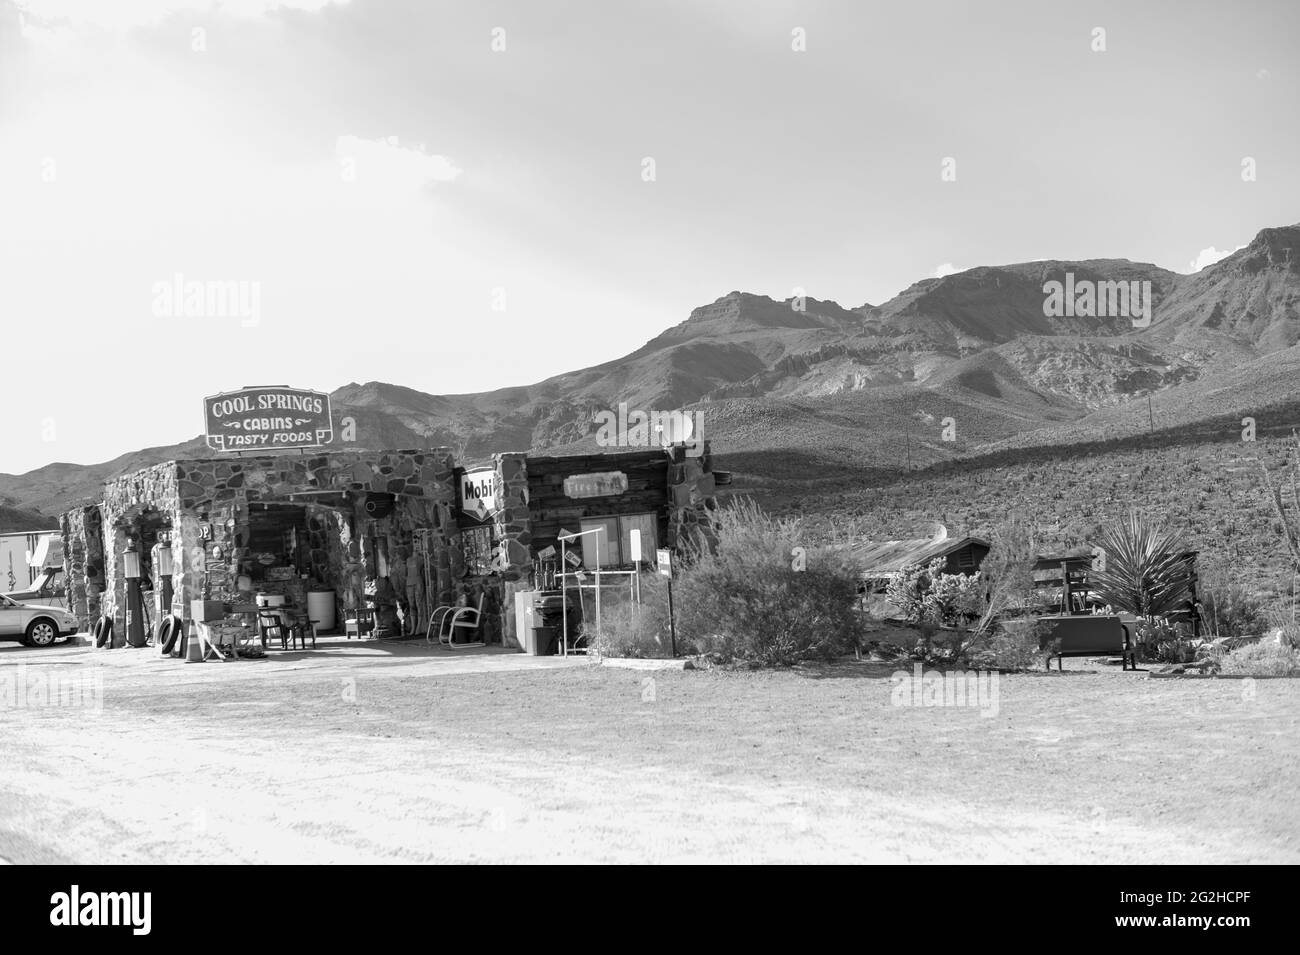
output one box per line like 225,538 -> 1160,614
61,443 -> 724,650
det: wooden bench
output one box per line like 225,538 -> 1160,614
1036,614 -> 1136,671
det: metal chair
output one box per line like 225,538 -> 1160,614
439,595 -> 486,654
431,594 -> 486,649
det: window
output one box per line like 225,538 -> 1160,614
578,514 -> 658,568
578,518 -> 618,569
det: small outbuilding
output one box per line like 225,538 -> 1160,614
855,534 -> 991,592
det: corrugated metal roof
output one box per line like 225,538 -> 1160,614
852,535 -> 990,578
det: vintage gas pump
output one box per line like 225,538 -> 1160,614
154,532 -> 175,618
124,536 -> 146,647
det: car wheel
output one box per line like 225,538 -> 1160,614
26,619 -> 59,648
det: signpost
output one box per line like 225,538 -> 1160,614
657,548 -> 677,657
204,386 -> 333,453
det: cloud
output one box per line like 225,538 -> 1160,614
1256,68 -> 1270,80
932,263 -> 961,278
1189,244 -> 1246,272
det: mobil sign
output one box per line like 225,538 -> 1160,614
458,467 -> 498,521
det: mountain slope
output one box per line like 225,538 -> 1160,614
3,220 -> 1299,527
1153,225 -> 1300,351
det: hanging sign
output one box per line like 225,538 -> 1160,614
204,386 -> 333,452
563,471 -> 628,499
458,467 -> 498,519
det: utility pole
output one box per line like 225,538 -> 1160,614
1148,395 -> 1154,436
905,428 -> 912,471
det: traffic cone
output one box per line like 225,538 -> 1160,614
185,621 -> 204,663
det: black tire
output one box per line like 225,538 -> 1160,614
158,615 -> 182,655
94,616 -> 114,648
26,618 -> 59,648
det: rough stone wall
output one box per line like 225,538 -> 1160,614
99,462 -> 182,632
162,450 -> 457,629
60,504 -> 105,631
492,452 -> 532,581
665,441 -> 719,552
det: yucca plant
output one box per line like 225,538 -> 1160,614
1088,511 -> 1193,622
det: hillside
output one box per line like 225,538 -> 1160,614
761,424 -> 1300,601
3,220 -> 1299,595
0,503 -> 57,533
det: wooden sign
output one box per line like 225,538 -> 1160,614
204,386 -> 333,452
563,471 -> 628,499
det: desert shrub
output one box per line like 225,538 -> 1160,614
925,563 -> 984,626
1267,616 -> 1300,649
1134,616 -> 1195,663
1216,640 -> 1300,676
675,498 -> 864,666
972,517 -> 1040,635
586,573 -> 674,659
886,556 -> 983,663
887,557 -> 982,627
1197,566 -> 1269,638
968,620 -> 1052,671
886,561 -> 928,623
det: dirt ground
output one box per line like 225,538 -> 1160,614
2,636 -> 1297,864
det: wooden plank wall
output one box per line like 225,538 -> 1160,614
526,451 -> 670,556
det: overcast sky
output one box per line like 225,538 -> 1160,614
1,0 -> 1297,474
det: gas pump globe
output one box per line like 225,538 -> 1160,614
123,539 -> 142,579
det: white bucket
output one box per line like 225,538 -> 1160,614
307,590 -> 335,632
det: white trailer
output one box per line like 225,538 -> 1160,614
0,529 -> 59,595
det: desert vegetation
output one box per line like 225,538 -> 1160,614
589,498 -> 864,666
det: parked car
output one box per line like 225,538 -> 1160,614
0,594 -> 80,647
3,567 -> 67,610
